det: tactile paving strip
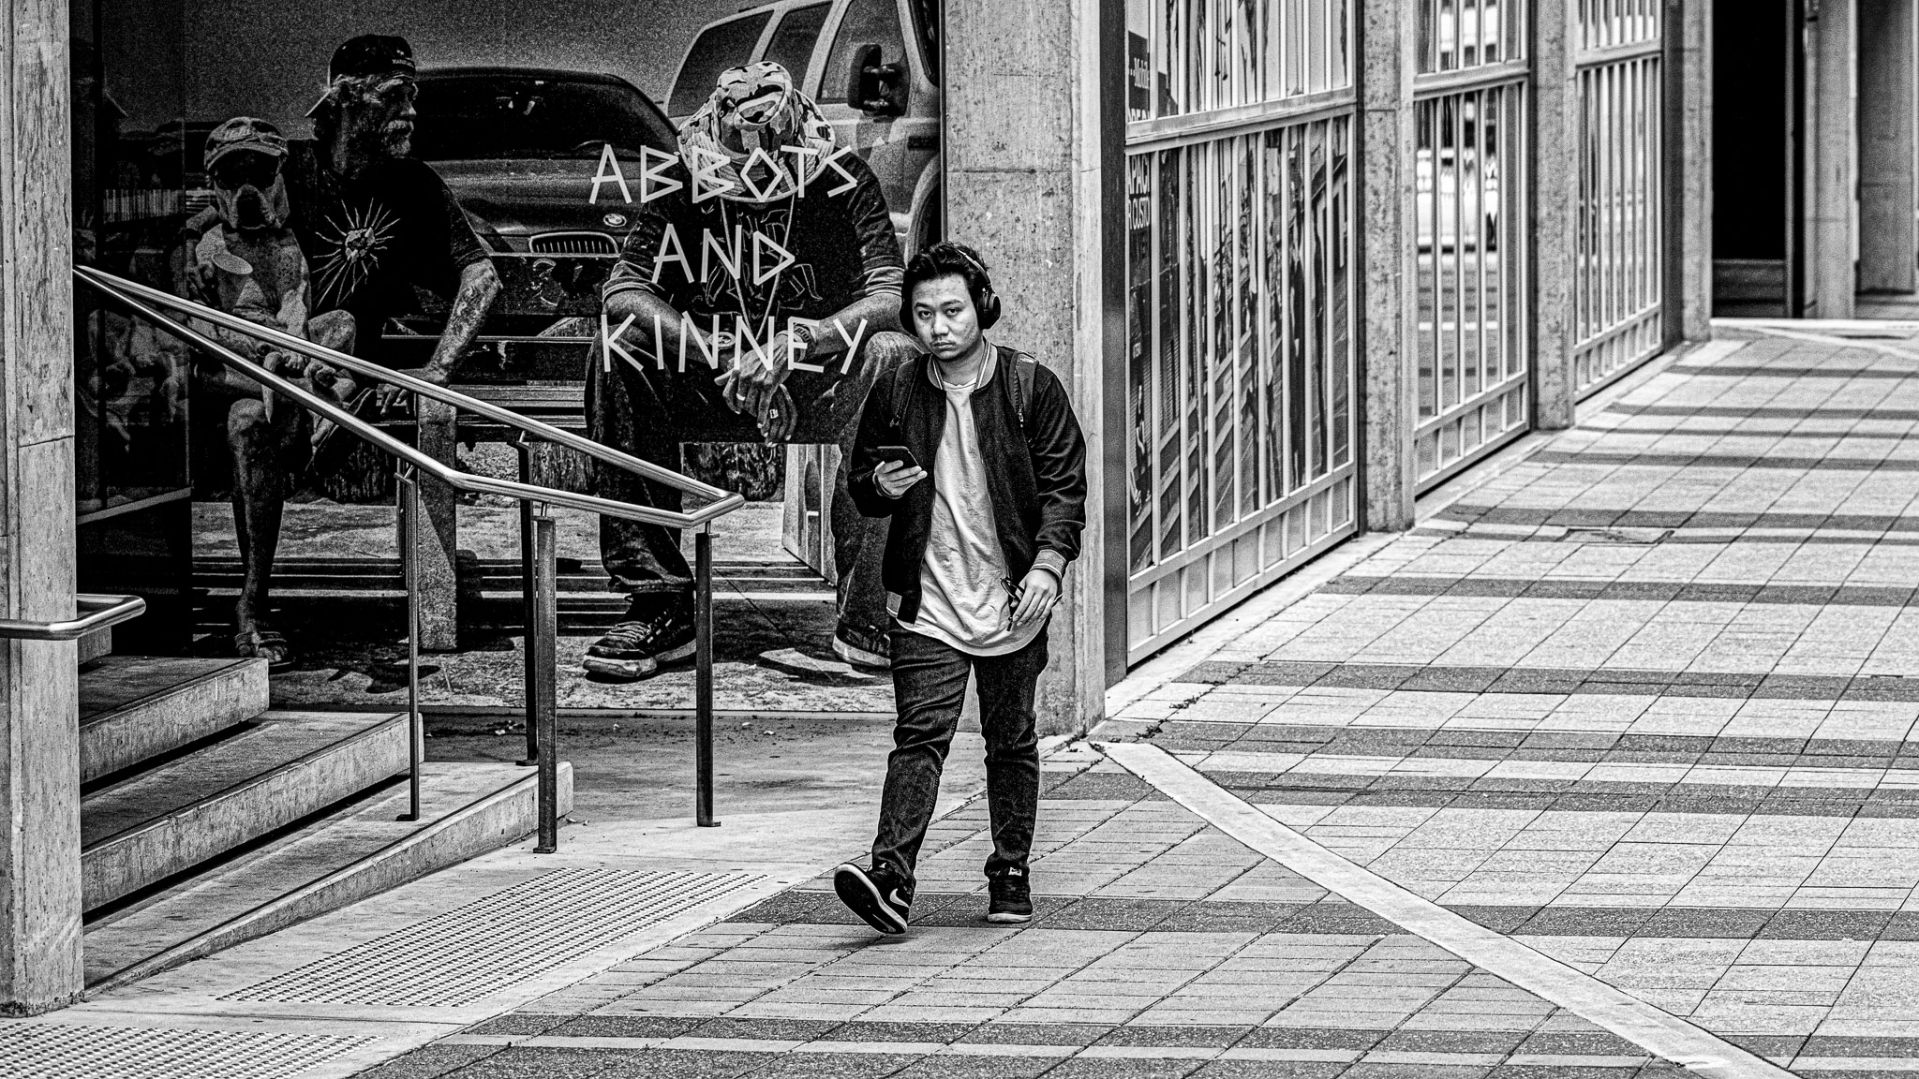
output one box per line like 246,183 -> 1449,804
0,1024 -> 369,1079
224,868 -> 760,1007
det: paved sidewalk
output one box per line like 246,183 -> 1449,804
311,328 -> 1919,1079
23,327 -> 1919,1079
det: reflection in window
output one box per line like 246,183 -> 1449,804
1412,84 -> 1527,482
1124,118 -> 1356,643
765,4 -> 833,83
820,0 -> 907,106
1127,0 -> 1354,123
670,13 -> 773,119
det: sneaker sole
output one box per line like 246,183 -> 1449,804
580,653 -> 660,681
580,638 -> 696,682
832,864 -> 907,935
985,910 -> 1032,924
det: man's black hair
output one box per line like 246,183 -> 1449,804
902,241 -> 1000,329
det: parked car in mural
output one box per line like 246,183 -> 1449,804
669,0 -> 943,256
407,66 -> 680,335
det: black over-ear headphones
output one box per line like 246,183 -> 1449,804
901,243 -> 1002,334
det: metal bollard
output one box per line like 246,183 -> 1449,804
398,467 -> 424,823
695,526 -> 717,827
514,437 -> 538,768
532,509 -> 561,852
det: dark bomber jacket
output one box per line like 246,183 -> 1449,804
849,344 -> 1088,625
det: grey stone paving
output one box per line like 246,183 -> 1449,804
356,334 -> 1919,1076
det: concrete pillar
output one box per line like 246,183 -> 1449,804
1358,0 -> 1417,529
1807,0 -> 1857,317
1857,0 -> 1916,294
1532,0 -> 1580,428
1671,0 -> 1714,339
945,0 -> 1120,731
0,2 -> 86,1013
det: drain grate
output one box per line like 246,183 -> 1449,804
224,868 -> 759,1007
0,1024 -> 369,1079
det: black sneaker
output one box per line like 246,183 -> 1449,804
986,867 -> 1032,924
582,600 -> 696,681
832,863 -> 910,935
832,624 -> 891,670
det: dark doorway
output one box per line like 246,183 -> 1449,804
1711,0 -> 1798,316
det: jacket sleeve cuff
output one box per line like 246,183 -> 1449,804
1032,549 -> 1069,583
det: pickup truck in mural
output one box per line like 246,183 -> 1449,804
669,0 -> 943,257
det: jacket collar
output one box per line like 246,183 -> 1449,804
923,337 -> 997,391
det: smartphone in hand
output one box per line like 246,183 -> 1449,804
876,445 -> 919,469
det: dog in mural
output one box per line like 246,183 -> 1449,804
178,116 -> 359,670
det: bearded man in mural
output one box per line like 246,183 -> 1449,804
179,35 -> 500,668
586,62 -> 917,681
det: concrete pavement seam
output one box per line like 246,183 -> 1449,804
1097,739 -> 1804,1079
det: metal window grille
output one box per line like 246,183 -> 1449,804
1571,0 -> 1664,395
1418,0 -> 1525,74
1411,70 -> 1530,488
1123,0 -> 1356,664
1123,118 -> 1357,663
1127,0 -> 1352,122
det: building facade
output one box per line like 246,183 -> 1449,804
6,0 -> 1720,1011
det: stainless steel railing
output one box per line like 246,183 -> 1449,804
77,265 -> 737,843
0,593 -> 147,641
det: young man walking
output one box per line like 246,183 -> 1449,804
833,243 -> 1087,933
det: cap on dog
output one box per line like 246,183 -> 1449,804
204,116 -> 288,170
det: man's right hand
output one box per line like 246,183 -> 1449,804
874,460 -> 926,499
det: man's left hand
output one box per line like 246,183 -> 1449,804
715,331 -> 794,417
376,363 -> 453,411
1008,567 -> 1061,629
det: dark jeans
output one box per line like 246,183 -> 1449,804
872,626 -> 1049,895
586,330 -> 920,638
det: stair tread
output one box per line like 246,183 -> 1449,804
83,761 -> 555,987
80,656 -> 262,725
81,711 -> 404,850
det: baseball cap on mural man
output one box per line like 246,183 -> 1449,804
305,34 -> 417,116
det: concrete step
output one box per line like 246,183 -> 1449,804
83,759 -> 573,991
80,711 -> 408,911
79,656 -> 269,784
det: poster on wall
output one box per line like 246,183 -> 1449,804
72,0 -> 944,695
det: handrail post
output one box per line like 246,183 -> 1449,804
514,436 -> 538,768
532,506 -> 561,852
397,466 -> 424,822
695,525 -> 717,827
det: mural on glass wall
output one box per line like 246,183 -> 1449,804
73,0 -> 941,686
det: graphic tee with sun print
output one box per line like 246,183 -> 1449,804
280,140 -> 491,361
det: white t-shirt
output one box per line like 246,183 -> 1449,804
893,354 -> 1045,657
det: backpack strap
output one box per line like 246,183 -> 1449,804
888,354 -> 921,433
1002,345 -> 1038,436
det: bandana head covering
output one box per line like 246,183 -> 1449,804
678,62 -> 837,204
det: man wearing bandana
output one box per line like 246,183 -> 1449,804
588,62 -> 917,680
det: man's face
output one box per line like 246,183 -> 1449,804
910,275 -> 981,361
345,74 -> 418,158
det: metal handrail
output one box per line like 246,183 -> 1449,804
0,594 -> 146,641
76,267 -> 743,529
77,267 -> 731,841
